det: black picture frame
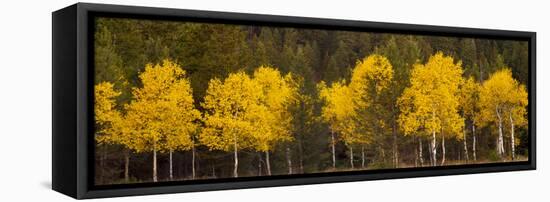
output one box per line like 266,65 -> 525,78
52,2 -> 536,199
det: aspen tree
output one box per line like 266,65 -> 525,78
478,69 -> 528,159
200,72 -> 261,178
125,60 -> 198,182
251,67 -> 297,175
398,52 -> 464,166
319,81 -> 355,169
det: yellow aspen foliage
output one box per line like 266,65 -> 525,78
510,88 -> 528,129
460,77 -> 479,120
478,69 -> 528,128
398,52 -> 464,137
159,72 -> 201,152
318,80 -> 357,143
319,81 -> 354,130
125,60 -> 197,153
319,54 -> 394,154
94,82 -> 123,145
251,66 -> 297,152
350,54 -> 394,104
200,72 -> 261,150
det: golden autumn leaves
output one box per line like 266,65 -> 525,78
319,55 -> 394,169
96,52 -> 528,182
478,69 -> 528,159
200,67 -> 297,177
95,61 -> 298,180
96,61 -> 201,182
398,53 -> 466,166
397,53 -> 528,165
319,53 -> 527,168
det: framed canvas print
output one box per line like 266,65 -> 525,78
52,3 -> 536,199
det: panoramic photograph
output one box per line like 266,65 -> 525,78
93,17 -> 529,185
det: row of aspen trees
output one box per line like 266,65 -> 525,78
95,52 -> 527,183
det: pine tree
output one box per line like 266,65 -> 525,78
348,54 -> 394,168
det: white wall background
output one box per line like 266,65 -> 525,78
0,0 -> 547,201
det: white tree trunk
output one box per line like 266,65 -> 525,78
419,138 -> 424,166
428,140 -> 433,166
441,135 -> 446,166
430,110 -> 437,166
463,122 -> 469,162
431,129 -> 437,166
331,130 -> 336,169
496,106 -> 505,158
265,151 -> 272,175
472,123 -> 477,161
361,145 -> 365,168
414,137 -> 418,167
349,146 -> 354,169
153,142 -> 158,182
234,135 -> 239,178
286,146 -> 292,174
169,149 -> 173,180
509,112 -> 516,160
